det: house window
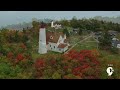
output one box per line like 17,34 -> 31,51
50,45 -> 51,47
59,49 -> 61,51
54,46 -> 55,48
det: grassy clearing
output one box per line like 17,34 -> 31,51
74,42 -> 97,51
72,37 -> 98,51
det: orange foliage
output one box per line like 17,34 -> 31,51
91,49 -> 100,57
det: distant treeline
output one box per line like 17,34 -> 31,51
1,17 -> 120,32
59,16 -> 120,32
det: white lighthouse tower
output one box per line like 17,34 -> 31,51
38,22 -> 47,54
51,21 -> 54,27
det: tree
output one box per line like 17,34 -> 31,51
32,21 -> 40,28
63,28 -> 70,37
22,35 -> 28,43
60,19 -> 70,27
99,31 -> 112,50
23,28 -> 26,34
14,31 -> 19,43
70,16 -> 79,28
78,29 -> 82,35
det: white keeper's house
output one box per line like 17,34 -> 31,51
38,23 -> 70,54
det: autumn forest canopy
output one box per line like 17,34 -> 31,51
0,16 -> 120,79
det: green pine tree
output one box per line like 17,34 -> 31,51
99,31 -> 112,50
63,28 -> 70,37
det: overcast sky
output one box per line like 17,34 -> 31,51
0,11 -> 120,27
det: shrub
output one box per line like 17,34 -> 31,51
9,65 -> 23,78
34,58 -> 46,78
99,31 -> 112,50
15,53 -> 25,64
7,52 -> 14,60
43,66 -> 53,79
34,58 -> 45,70
16,54 -> 24,61
65,50 -> 100,79
110,46 -> 119,54
0,45 -> 7,56
0,62 -> 17,79
22,35 -> 29,43
20,43 -> 27,50
91,49 -> 100,57
52,72 -> 62,79
33,50 -> 100,79
63,74 -> 82,79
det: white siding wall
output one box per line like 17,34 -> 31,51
63,46 -> 68,52
57,35 -> 63,46
61,36 -> 64,43
64,34 -> 66,39
62,38 -> 64,43
56,48 -> 64,53
56,46 -> 68,53
47,42 -> 58,51
56,37 -> 60,46
47,42 -> 68,53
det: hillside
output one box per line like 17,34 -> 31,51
1,18 -> 53,30
4,22 -> 33,30
94,16 -> 120,24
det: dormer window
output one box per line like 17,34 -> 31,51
50,36 -> 53,39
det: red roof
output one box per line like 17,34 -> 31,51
58,43 -> 67,48
64,39 -> 69,43
46,32 -> 64,43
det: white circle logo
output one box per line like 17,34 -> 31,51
106,67 -> 114,76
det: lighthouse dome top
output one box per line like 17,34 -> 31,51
40,22 -> 46,28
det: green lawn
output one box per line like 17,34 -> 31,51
73,42 -> 98,51
69,34 -> 88,45
72,36 -> 98,51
